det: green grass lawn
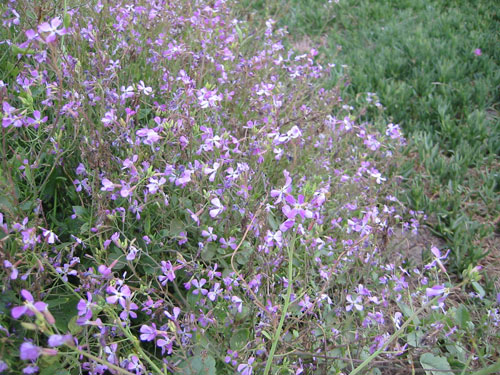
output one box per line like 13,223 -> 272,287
242,0 -> 500,274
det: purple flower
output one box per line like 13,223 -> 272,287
156,335 -> 173,355
126,355 -> 143,373
164,306 -> 181,321
40,227 -> 58,244
426,284 -> 446,297
197,88 -> 222,108
38,17 -> 68,43
25,111 -> 48,129
285,194 -> 312,219
386,123 -> 402,140
0,360 -> 8,373
178,231 -> 188,245
4,260 -> 18,280
104,343 -> 118,365
101,178 -> 116,192
207,263 -> 222,280
265,230 -> 283,249
298,294 -> 313,313
187,209 -> 200,226
270,170 -> 292,204
2,102 -> 22,128
120,85 -> 135,100
346,294 -> 363,312
204,162 -> 220,182
209,197 -> 224,218
207,283 -> 222,301
287,125 -> 302,139
98,263 -> 114,277
119,299 -> 139,321
220,237 -> 237,250
106,284 -> 132,308
158,260 -> 176,285
75,163 -> 86,176
425,246 -> 450,272
474,48 -> 482,56
101,109 -> 116,126
146,176 -> 166,194
225,349 -> 239,366
19,342 -> 41,361
231,296 -> 243,313
22,365 -> 39,374
175,169 -> 193,186
136,128 -> 161,145
237,357 -> 255,375
77,292 -> 96,324
11,290 -> 48,319
140,324 -> 157,341
201,227 -> 217,242
279,205 -> 296,232
137,81 -> 152,96
48,334 -> 72,347
191,278 -> 208,296
126,245 -> 139,261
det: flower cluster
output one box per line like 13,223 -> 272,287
0,1 -> 490,374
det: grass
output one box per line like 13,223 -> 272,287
241,0 -> 500,274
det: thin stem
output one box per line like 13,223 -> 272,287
70,347 -> 136,375
106,308 -> 165,375
263,235 -> 296,375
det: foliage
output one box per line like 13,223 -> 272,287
241,0 -> 500,273
0,1 -> 498,374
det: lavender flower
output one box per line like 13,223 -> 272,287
38,17 -> 68,43
19,342 -> 41,361
11,290 -> 48,319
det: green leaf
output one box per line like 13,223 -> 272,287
397,301 -> 420,324
202,243 -> 216,261
47,297 -> 80,332
11,44 -> 36,55
0,290 -> 17,315
40,364 -> 70,375
235,24 -> 243,43
407,330 -> 424,347
420,353 -> 453,375
236,252 -> 249,265
230,328 -> 250,350
107,249 -> 127,270
72,206 -> 88,217
144,212 -> 151,234
170,219 -> 185,236
267,213 -> 279,231
262,330 -> 272,340
138,108 -> 152,120
68,315 -> 83,335
471,281 -> 485,298
454,305 -> 470,329
177,355 -> 216,375
446,343 -> 467,363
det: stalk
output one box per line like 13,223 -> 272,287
263,236 -> 296,375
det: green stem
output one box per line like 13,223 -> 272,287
71,347 -> 136,375
263,236 -> 295,375
107,308 -> 165,375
